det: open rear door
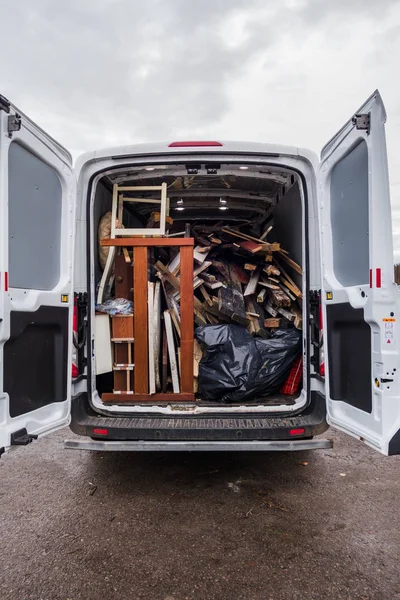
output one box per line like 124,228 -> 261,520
0,95 -> 75,453
320,90 -> 400,455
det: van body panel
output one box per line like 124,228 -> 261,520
76,149 -> 320,417
0,98 -> 76,452
319,90 -> 400,455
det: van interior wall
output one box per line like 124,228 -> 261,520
271,182 -> 302,288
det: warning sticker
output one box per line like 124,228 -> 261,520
384,321 -> 394,345
383,318 -> 396,322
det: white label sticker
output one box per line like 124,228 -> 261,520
385,321 -> 394,345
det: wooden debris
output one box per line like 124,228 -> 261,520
260,225 -> 273,240
264,318 -> 281,328
277,251 -> 303,275
257,288 -> 267,304
231,263 -> 250,285
244,263 -> 257,271
194,245 -> 211,264
199,284 -> 213,306
264,264 -> 280,277
244,269 -> 260,297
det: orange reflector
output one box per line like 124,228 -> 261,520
168,141 -> 223,147
92,428 -> 109,436
289,428 -> 305,436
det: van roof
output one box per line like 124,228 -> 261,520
74,141 -> 319,175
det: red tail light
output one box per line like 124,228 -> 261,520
72,296 -> 78,378
319,303 -> 325,377
92,428 -> 109,436
290,428 -> 305,436
168,141 -> 223,147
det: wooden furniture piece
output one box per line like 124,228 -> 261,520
100,237 -> 194,403
97,183 -> 169,305
111,315 -> 134,393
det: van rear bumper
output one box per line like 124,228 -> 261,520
70,391 -> 328,442
64,439 -> 332,451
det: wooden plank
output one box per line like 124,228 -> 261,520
101,238 -> 195,247
162,322 -> 168,393
244,269 -> 260,296
280,276 -> 302,299
122,247 -> 131,263
277,307 -> 296,322
267,287 -> 291,308
193,260 -> 212,278
199,284 -> 213,306
277,251 -> 303,275
239,240 -> 264,254
202,280 -> 224,290
180,245 -> 194,394
193,339 -> 202,378
111,315 -> 134,339
194,245 -> 210,263
148,282 -> 156,394
212,260 -> 230,280
257,288 -> 267,304
259,225 -> 273,240
264,318 -> 281,328
245,297 -> 267,338
114,254 -> 133,301
153,281 -> 161,393
200,271 -> 217,283
221,227 -> 280,251
265,303 -> 279,318
278,283 -> 296,301
164,310 -> 180,393
231,263 -> 249,285
264,264 -> 280,278
244,263 -> 257,271
167,252 -> 181,275
102,392 -> 195,402
133,246 -> 149,394
259,280 -> 280,291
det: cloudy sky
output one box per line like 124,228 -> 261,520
2,0 -> 400,255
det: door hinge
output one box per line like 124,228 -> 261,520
10,428 -> 38,446
352,113 -> 370,135
0,94 -> 10,113
7,113 -> 21,137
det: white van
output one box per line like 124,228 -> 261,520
1,90 -> 400,457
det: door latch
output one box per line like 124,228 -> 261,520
10,428 -> 38,446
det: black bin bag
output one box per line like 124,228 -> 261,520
195,324 -> 301,402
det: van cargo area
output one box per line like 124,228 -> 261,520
87,161 -> 311,415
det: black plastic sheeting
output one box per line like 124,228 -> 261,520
195,324 -> 302,403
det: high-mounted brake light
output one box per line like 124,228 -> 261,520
168,141 -> 223,147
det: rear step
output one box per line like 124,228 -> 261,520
70,392 -> 328,442
65,439 -> 332,452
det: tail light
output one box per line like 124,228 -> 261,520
72,296 -> 78,378
319,303 -> 325,377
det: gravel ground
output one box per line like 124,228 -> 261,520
0,427 -> 399,600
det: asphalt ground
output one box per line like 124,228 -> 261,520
1,427 -> 399,600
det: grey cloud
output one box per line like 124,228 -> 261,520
2,0 -> 275,153
1,0 -> 399,157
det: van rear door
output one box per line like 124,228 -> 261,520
0,96 -> 75,453
319,90 -> 400,455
